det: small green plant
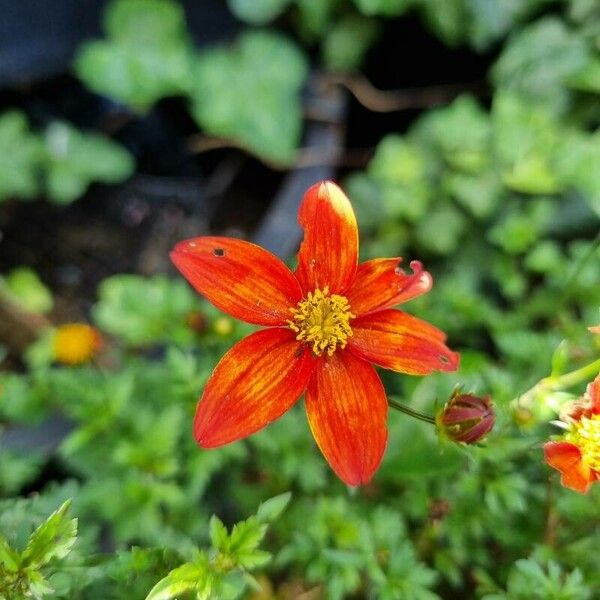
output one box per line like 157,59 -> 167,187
0,500 -> 77,599
0,111 -> 134,204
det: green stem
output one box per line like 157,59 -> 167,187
388,398 -> 436,425
542,357 -> 600,391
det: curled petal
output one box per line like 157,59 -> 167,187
295,181 -> 358,295
544,441 -> 597,494
564,374 -> 600,421
305,351 -> 388,486
587,375 -> 600,415
346,258 -> 433,316
194,328 -> 315,447
171,237 -> 302,326
348,309 -> 459,375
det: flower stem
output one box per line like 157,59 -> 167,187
517,357 -> 600,410
542,357 -> 600,391
388,398 -> 436,425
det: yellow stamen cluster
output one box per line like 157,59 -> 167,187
289,287 -> 354,356
568,414 -> 600,472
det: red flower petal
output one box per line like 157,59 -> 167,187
544,441 -> 594,494
194,328 -> 315,447
295,181 -> 358,295
171,237 -> 302,326
305,351 -> 388,486
347,309 -> 459,375
587,375 -> 600,415
346,258 -> 432,316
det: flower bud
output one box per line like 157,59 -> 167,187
185,310 -> 208,334
437,391 -> 495,444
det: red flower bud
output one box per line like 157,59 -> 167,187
437,391 -> 495,444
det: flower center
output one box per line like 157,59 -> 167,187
288,287 -> 355,356
568,414 -> 600,472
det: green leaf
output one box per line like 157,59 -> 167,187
75,0 -> 193,110
555,132 -> 600,216
0,534 -> 20,571
21,500 -> 77,569
106,0 -> 187,43
2,267 -> 53,314
367,135 -> 432,221
228,518 -> 268,561
43,121 -> 134,204
209,516 -> 229,552
492,92 -> 562,195
353,0 -> 412,17
92,274 -> 198,346
190,31 -> 308,164
413,95 -> 491,174
145,559 -> 211,600
491,17 -> 590,114
414,202 -> 467,255
256,492 -> 292,523
379,413 -> 464,480
0,111 -> 45,202
466,0 -> 550,51
323,15 -> 379,72
227,0 -> 291,24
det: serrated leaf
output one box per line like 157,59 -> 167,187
144,560 -> 211,600
0,534 -> 20,571
209,516 -> 229,552
228,518 -> 268,558
256,492 -> 292,523
21,500 -> 77,569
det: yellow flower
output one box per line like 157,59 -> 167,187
54,324 -> 102,366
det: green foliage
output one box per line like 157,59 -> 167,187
145,492 -> 290,600
0,500 -> 77,599
0,111 -> 134,204
0,111 -> 45,202
189,31 -> 308,165
479,558 -> 591,600
227,0 -> 291,24
75,0 -> 193,110
491,16 -> 593,114
92,274 -> 200,346
1,1 -> 599,599
75,0 -> 309,164
43,122 -> 135,204
323,14 -> 379,72
0,267 -> 53,314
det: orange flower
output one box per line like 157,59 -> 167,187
544,375 -> 600,493
170,181 -> 459,486
54,323 -> 103,366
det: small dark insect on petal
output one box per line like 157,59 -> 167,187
294,346 -> 305,358
213,248 -> 225,257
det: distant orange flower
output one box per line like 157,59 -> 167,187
171,181 -> 459,486
54,323 -> 102,366
589,324 -> 600,335
544,375 -> 600,493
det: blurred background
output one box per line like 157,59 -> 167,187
0,1 -> 599,599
